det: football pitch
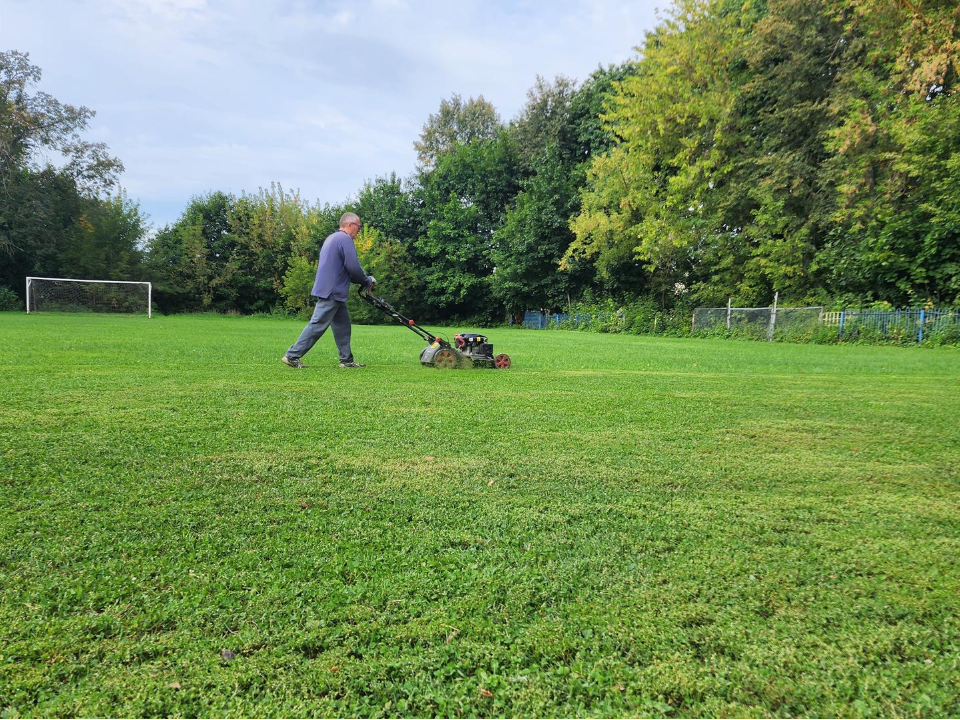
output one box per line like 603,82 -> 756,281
2,313 -> 959,717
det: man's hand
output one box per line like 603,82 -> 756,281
367,276 -> 377,287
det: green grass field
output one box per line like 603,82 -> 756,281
2,312 -> 959,718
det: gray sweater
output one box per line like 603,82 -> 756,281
310,230 -> 370,301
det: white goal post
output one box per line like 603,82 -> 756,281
26,277 -> 152,318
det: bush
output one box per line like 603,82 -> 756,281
921,324 -> 960,347
562,298 -> 692,337
279,256 -> 317,318
805,324 -> 843,345
0,285 -> 22,311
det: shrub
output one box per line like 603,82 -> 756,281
0,285 -> 22,311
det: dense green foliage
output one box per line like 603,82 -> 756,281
2,313 -> 959,717
3,0 -> 959,319
570,0 -> 960,308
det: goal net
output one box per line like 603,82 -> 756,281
692,305 -> 823,340
692,307 -> 771,339
773,306 -> 824,339
26,277 -> 152,317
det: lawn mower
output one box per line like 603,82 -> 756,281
358,286 -> 511,369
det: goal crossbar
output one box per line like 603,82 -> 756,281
26,277 -> 152,318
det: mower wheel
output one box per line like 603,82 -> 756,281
494,353 -> 511,369
434,348 -> 459,369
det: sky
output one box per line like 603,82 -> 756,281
1,0 -> 665,230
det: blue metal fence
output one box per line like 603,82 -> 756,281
521,306 -> 959,343
836,308 -> 959,342
522,311 -> 613,329
523,311 -> 563,329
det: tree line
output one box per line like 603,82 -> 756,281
2,0 -> 958,320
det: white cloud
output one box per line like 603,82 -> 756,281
100,0 -> 209,21
0,0 -> 665,227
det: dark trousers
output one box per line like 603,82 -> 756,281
286,297 -> 354,362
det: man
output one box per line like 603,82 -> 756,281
281,212 -> 375,369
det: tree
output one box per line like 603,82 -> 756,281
493,63 -> 638,309
568,0 -> 753,300
816,0 -> 960,305
0,167 -> 80,292
354,173 -> 420,246
564,63 -> 638,163
59,193 -> 146,281
414,136 -> 520,317
716,0 -> 846,302
0,50 -> 123,192
509,75 -> 578,171
413,94 -> 502,169
227,184 -> 312,313
144,192 -> 237,312
566,0 -> 960,307
0,50 -> 123,256
491,148 -> 582,313
1,50 -> 130,296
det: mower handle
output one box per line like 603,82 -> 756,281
356,285 -> 449,347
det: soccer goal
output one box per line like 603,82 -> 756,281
692,296 -> 823,340
25,277 -> 152,318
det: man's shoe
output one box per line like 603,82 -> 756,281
282,356 -> 308,368
338,361 -> 366,368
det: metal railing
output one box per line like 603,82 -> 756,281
831,308 -> 959,342
521,311 -> 612,329
520,304 -> 960,345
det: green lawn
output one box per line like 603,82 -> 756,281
2,312 -> 959,718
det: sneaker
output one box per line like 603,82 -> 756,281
338,361 -> 366,368
281,356 -> 308,369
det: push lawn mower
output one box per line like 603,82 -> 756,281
358,286 -> 511,369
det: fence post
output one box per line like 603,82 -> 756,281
767,292 -> 778,341
726,297 -> 732,330
918,308 -> 925,343
839,310 -> 845,338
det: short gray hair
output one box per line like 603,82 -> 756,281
340,212 -> 360,228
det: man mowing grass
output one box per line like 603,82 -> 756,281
282,212 -> 376,369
